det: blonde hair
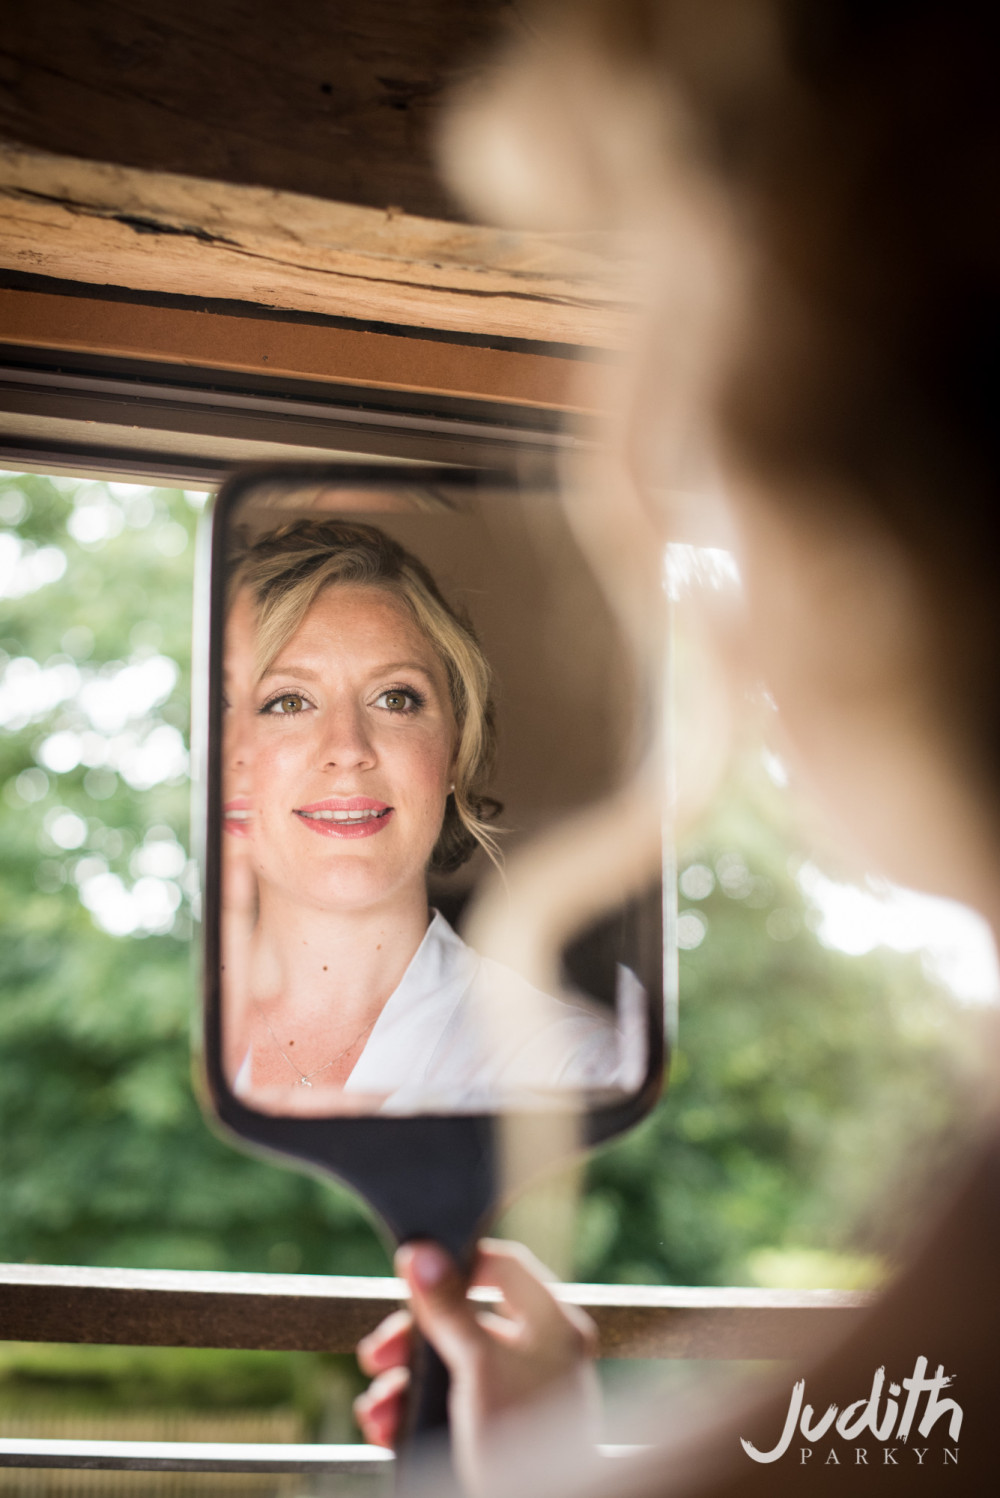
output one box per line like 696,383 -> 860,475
229,519 -> 501,873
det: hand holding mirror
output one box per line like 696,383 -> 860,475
196,463 -> 671,1469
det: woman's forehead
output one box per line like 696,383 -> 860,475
268,582 -> 450,687
291,582 -> 433,654
226,580 -> 451,695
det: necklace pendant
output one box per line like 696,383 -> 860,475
300,1077 -> 312,1087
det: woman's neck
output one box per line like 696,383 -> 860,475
248,882 -> 433,1031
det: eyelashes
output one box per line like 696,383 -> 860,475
257,684 -> 427,717
259,690 -> 314,717
374,686 -> 427,714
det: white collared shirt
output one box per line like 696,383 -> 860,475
236,911 -> 642,1113
346,911 -> 629,1112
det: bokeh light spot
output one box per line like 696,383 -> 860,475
679,862 -> 715,901
677,910 -> 708,950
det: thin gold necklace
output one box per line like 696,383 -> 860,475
255,1004 -> 378,1087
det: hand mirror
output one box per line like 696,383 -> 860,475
196,461 -> 671,1455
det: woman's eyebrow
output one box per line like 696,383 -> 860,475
259,663 -> 321,682
259,659 -> 439,682
372,660 -> 439,679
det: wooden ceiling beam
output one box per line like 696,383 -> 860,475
0,144 -> 632,349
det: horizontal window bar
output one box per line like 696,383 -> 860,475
0,1438 -> 391,1474
0,1437 -> 645,1475
0,1264 -> 867,1361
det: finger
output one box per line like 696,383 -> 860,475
394,1241 -> 487,1371
220,844 -> 257,1079
471,1240 -> 562,1321
472,1240 -> 598,1356
357,1308 -> 413,1376
222,839 -> 257,913
354,1365 -> 409,1448
472,1307 -> 526,1344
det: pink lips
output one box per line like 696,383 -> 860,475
224,798 -> 253,838
293,796 -> 394,840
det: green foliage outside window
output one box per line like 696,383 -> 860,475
0,467 -> 991,1425
579,758 -> 988,1288
0,471 -> 389,1278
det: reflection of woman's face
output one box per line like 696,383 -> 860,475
225,584 -> 455,914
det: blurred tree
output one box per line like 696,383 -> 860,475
575,751 -> 991,1286
0,470 -> 389,1276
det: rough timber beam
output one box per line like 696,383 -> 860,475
0,145 -> 633,349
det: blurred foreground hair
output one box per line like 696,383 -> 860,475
444,0 -> 1000,792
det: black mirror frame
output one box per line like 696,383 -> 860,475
196,462 -> 668,1261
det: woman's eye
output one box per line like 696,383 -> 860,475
376,688 -> 419,713
264,693 -> 308,715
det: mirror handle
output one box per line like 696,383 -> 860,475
395,1331 -> 454,1488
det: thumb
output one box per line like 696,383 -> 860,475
395,1241 -> 485,1372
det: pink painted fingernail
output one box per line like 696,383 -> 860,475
405,1242 -> 451,1290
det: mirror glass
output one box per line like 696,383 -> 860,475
207,466 -> 664,1119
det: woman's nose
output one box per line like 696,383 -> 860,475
320,704 -> 377,770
